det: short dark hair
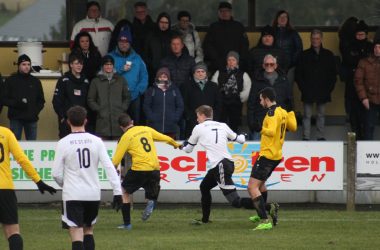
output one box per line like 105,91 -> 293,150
134,1 -> 147,8
68,53 -> 83,64
118,113 -> 132,127
87,1 -> 100,11
67,106 -> 87,126
177,10 -> 191,21
259,87 -> 276,102
171,34 -> 183,43
195,105 -> 213,118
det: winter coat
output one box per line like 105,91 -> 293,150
70,49 -> 102,81
143,82 -> 184,133
355,55 -> 380,105
52,71 -> 90,120
172,22 -> 204,62
109,48 -> 148,101
247,69 -> 291,132
203,18 -> 249,72
211,69 -> 251,103
2,72 -> 45,121
182,79 -> 222,132
131,16 -> 156,55
87,73 -> 131,137
160,52 -> 196,89
295,47 -> 337,103
273,27 -> 303,68
340,39 -> 373,79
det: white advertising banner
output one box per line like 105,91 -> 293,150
12,141 -> 343,190
357,141 -> 380,190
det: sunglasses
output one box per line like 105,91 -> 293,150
264,63 -> 276,67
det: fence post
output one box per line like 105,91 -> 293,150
346,132 -> 356,211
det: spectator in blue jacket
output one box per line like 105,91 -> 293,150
109,26 -> 148,125
143,67 -> 184,139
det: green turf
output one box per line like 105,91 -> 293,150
1,205 -> 379,250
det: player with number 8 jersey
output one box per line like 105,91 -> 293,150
112,113 -> 180,229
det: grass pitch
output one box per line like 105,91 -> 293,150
1,205 -> 379,250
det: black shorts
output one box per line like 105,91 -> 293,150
201,158 -> 236,193
122,169 -> 160,200
251,156 -> 281,181
0,190 -> 18,224
61,200 -> 100,229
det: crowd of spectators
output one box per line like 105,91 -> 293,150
0,1 -> 379,141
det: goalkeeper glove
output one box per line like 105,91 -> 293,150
36,180 -> 57,195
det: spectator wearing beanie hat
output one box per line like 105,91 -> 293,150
88,55 -> 131,140
172,10 -> 204,63
354,39 -> 380,140
70,1 -> 114,56
203,1 -> 249,74
109,25 -> 148,125
211,51 -> 252,132
340,19 -> 372,140
248,25 -> 289,75
181,62 -> 222,137
2,54 -> 45,140
143,67 -> 184,139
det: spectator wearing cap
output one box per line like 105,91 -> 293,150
160,34 -> 196,90
87,55 -> 131,140
172,10 -> 204,63
211,51 -> 251,132
203,1 -> 249,74
131,1 -> 156,55
109,26 -> 148,125
70,1 -> 114,56
2,54 -> 45,140
247,54 -> 291,140
354,39 -> 380,140
70,31 -> 102,81
144,12 -> 174,84
52,53 -> 93,138
248,25 -> 289,76
143,67 -> 184,139
340,19 -> 373,140
295,30 -> 337,141
182,62 -> 222,137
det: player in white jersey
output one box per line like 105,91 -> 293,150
52,106 -> 122,250
181,105 -> 253,224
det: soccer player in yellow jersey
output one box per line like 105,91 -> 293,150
112,113 -> 180,229
248,87 -> 297,231
0,126 -> 56,250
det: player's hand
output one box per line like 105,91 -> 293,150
112,195 -> 123,212
36,180 -> 57,195
179,141 -> 189,150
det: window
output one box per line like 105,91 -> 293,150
100,0 -> 248,27
0,0 -> 66,42
255,0 -> 380,27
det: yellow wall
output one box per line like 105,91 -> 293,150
0,32 -> 375,139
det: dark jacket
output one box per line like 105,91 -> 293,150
247,69 -> 291,132
2,72 -> 45,121
160,51 -> 196,89
87,73 -> 131,137
295,46 -> 337,103
131,15 -> 156,55
182,78 -> 222,134
52,71 -> 90,120
340,39 -> 373,79
144,13 -> 173,82
203,18 -> 249,72
70,49 -> 102,81
143,82 -> 184,133
273,27 -> 303,68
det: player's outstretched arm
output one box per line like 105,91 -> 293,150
150,128 -> 180,148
